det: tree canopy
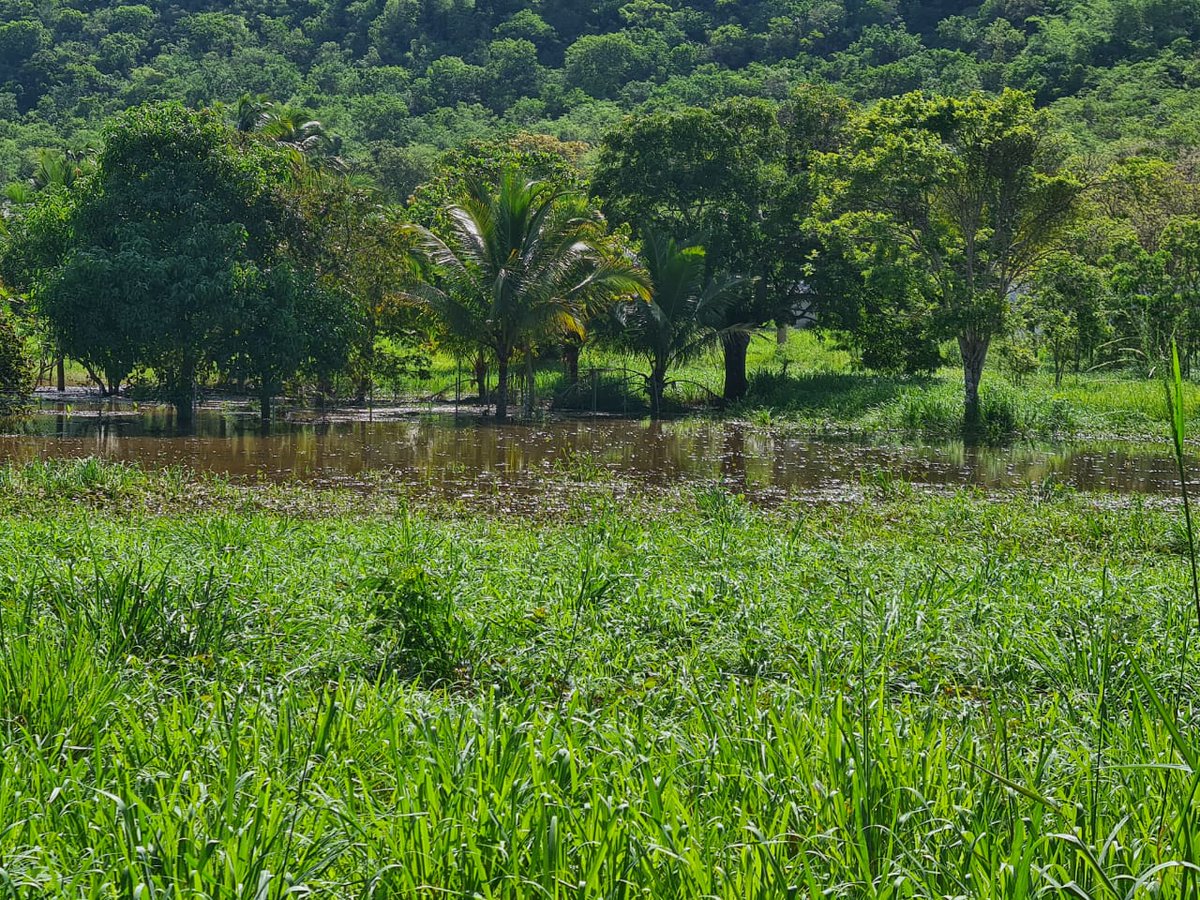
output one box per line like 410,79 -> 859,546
2,0 -> 1199,195
4,102 -> 357,424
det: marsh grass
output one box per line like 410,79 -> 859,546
3,458 -> 1200,895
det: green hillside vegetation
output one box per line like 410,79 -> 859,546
1,0 -> 1199,193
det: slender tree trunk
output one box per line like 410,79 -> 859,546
523,351 -> 535,418
495,355 -> 510,421
649,367 -> 666,420
563,343 -> 580,384
959,332 -> 990,435
260,383 -> 273,424
722,331 -> 751,402
776,323 -> 789,345
56,355 -> 65,392
82,363 -> 105,395
474,354 -> 489,401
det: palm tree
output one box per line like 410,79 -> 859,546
229,98 -> 346,174
408,172 -> 646,421
618,230 -> 742,419
232,93 -> 270,133
258,104 -> 333,154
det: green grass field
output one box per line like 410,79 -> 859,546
3,459 -> 1200,897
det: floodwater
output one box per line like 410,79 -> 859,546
0,400 -> 1190,499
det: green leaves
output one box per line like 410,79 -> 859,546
616,229 -> 742,417
814,89 -> 1082,408
407,170 -> 646,418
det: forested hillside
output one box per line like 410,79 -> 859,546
1,0 -> 1199,196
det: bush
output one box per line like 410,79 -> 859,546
998,340 -> 1040,386
372,334 -> 433,397
0,309 -> 33,418
888,383 -> 1076,441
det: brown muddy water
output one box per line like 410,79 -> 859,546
0,399 -> 1190,501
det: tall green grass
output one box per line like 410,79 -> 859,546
2,459 -> 1200,894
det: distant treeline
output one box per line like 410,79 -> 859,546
0,88 -> 1197,427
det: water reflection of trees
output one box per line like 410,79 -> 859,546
4,406 -> 1193,497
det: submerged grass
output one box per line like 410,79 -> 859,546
1,458 -> 1200,895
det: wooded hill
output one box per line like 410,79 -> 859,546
1,0 -> 1198,197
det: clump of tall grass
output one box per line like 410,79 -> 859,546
42,562 -> 239,662
364,566 -> 466,684
886,381 -> 1076,441
0,457 -> 188,504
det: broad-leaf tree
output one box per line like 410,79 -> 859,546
296,171 -> 418,402
407,171 -> 646,421
1025,255 -> 1110,384
593,99 -> 783,402
4,102 -> 353,426
816,89 -> 1082,427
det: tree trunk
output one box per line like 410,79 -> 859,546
56,355 -> 65,392
776,323 -> 789,345
260,384 -> 273,424
495,355 -> 510,421
959,332 -> 990,435
722,331 -> 751,402
649,368 -> 666,420
175,353 -> 196,432
104,366 -> 123,397
315,376 -> 332,408
523,351 -> 535,418
474,354 -> 489,401
82,363 -> 106,395
563,343 -> 580,384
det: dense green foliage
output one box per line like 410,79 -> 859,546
0,304 -> 31,415
615,230 -> 741,418
3,104 -> 359,423
1,459 -> 1199,894
3,0 -> 1200,188
2,2 -> 1200,427
406,171 -> 645,420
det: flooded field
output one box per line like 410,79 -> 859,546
0,398 -> 1187,499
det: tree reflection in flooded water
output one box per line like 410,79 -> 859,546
1,400 -> 1189,499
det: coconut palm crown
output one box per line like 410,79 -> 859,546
408,171 -> 647,420
618,229 -> 743,418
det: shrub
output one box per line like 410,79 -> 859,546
887,383 -> 1076,441
0,309 -> 33,419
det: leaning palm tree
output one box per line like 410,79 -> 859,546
408,172 -> 647,421
232,93 -> 271,133
258,105 -> 334,154
618,230 -> 743,419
